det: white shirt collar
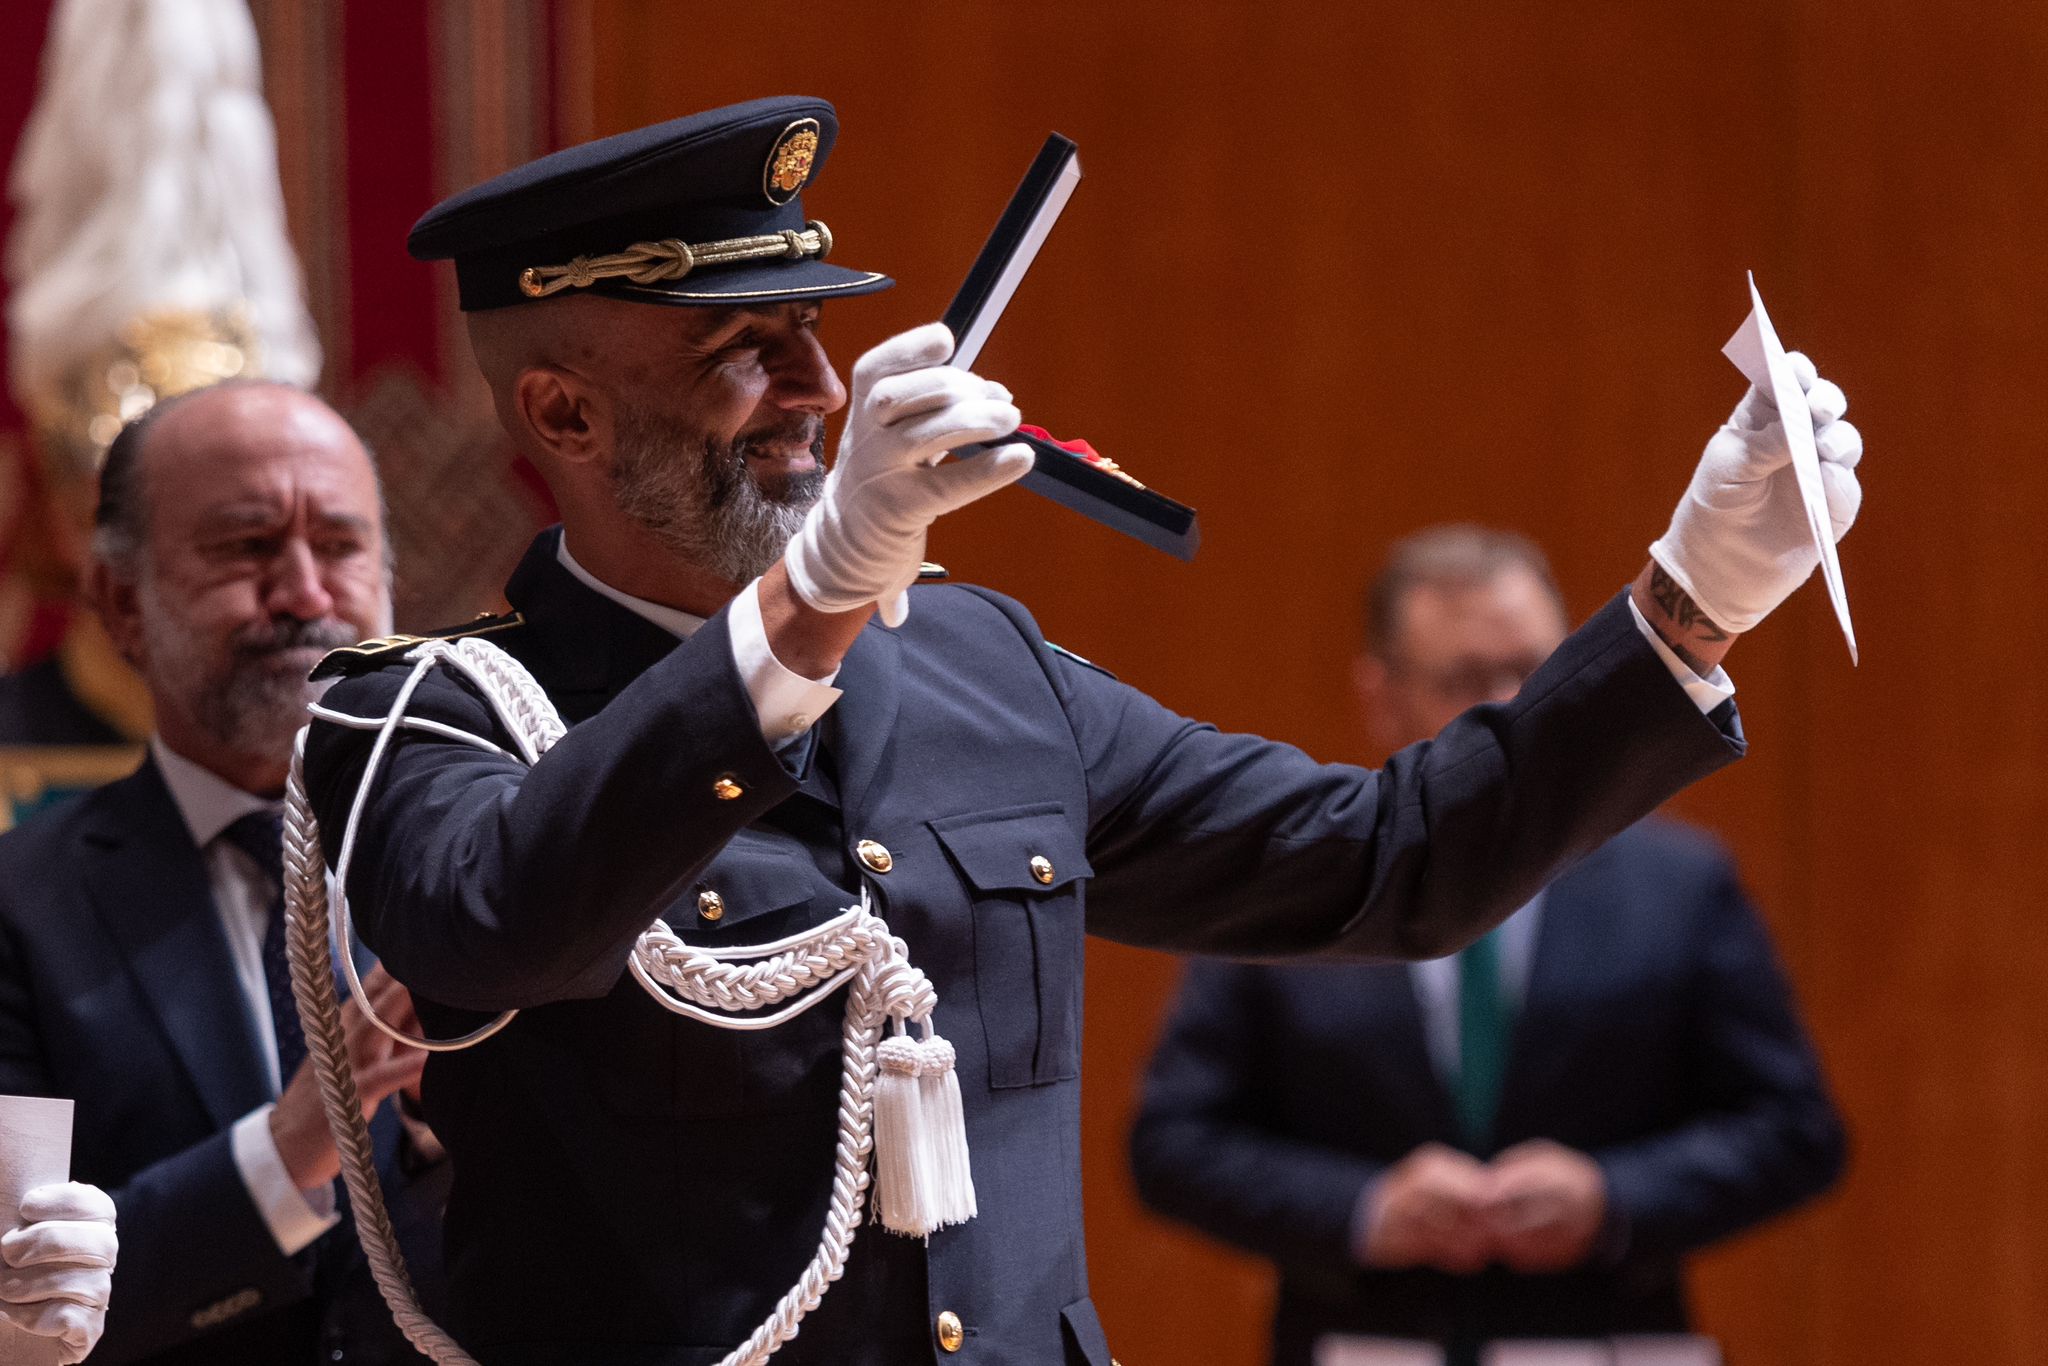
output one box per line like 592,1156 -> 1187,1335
556,534 -> 706,641
150,736 -> 280,849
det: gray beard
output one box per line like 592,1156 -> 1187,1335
139,581 -> 359,758
609,406 -> 827,584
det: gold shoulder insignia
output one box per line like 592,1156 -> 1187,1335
310,612 -> 526,681
916,562 -> 948,581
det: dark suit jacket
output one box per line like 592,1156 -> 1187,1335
0,757 -> 443,1365
1129,819 -> 1847,1364
300,529 -> 1743,1366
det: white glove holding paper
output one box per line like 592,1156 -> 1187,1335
0,1182 -> 117,1365
1649,349 -> 1863,637
784,323 -> 1033,627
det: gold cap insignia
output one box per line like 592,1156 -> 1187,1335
763,118 -> 821,205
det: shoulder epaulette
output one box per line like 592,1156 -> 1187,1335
310,612 -> 527,681
1046,640 -> 1116,680
916,562 -> 948,581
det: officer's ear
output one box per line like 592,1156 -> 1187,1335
511,364 -> 612,473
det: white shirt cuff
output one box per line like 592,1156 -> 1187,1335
1627,596 -> 1736,714
229,1105 -> 340,1255
730,578 -> 843,746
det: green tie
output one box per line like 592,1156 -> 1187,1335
1456,927 -> 1512,1149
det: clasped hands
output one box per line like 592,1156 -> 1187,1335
1359,1140 -> 1609,1276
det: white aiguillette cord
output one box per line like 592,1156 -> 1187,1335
283,636 -> 976,1366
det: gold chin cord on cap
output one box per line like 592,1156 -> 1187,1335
517,220 -> 834,298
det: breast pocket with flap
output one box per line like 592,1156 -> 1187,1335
930,803 -> 1093,1090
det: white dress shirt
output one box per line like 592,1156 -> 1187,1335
151,739 -> 340,1256
556,537 -> 842,745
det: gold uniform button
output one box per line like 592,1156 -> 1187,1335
1029,854 -> 1055,885
935,1310 -> 964,1353
712,775 -> 744,801
857,839 -> 894,874
697,890 -> 725,922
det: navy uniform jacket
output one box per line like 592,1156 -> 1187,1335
303,529 -> 1743,1366
0,758 -> 443,1366
1130,820 -> 1847,1364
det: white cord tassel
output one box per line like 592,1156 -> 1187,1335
871,1032 -> 928,1235
870,1024 -> 976,1237
914,1031 -> 977,1228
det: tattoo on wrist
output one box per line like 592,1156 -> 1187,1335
1645,565 -> 1729,673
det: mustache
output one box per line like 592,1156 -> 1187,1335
232,616 -> 360,661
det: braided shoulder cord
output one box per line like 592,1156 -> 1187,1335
283,636 -> 949,1366
284,747 -> 477,1363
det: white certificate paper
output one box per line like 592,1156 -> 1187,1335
1611,1336 -> 1722,1366
1315,1337 -> 1445,1366
0,1094 -> 76,1366
1482,1343 -> 1611,1366
1722,272 -> 1858,663
1317,1335 -> 1719,1366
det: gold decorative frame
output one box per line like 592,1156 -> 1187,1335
0,744 -> 142,832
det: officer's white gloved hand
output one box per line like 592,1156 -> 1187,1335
784,322 -> 1034,627
0,1183 -> 117,1365
1649,351 -> 1863,635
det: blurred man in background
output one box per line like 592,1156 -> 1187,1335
1131,525 -> 1848,1366
0,381 -> 443,1364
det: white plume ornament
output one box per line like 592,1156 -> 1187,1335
6,0 -> 320,460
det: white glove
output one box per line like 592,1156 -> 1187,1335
1649,350 -> 1864,634
0,1183 -> 117,1364
784,322 -> 1034,626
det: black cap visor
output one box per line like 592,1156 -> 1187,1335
570,257 -> 892,309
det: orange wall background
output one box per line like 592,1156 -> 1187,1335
580,3 -> 2046,1362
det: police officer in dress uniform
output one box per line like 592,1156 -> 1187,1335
301,97 -> 1864,1366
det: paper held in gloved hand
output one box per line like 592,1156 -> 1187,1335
0,1095 -> 75,1366
1721,272 -> 1857,663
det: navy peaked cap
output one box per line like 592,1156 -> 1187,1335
408,95 -> 893,311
